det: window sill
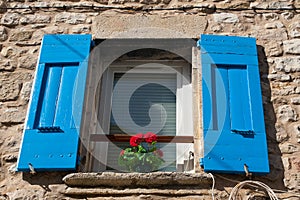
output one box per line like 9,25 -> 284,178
63,172 -> 212,188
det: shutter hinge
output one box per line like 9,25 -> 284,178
38,126 -> 63,133
231,129 -> 254,135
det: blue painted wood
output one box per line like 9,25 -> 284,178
40,35 -> 91,63
198,34 -> 257,55
53,66 -> 78,129
26,64 -> 46,129
201,54 -> 259,65
199,34 -> 269,174
228,66 -> 252,131
17,34 -> 92,171
38,65 -> 62,127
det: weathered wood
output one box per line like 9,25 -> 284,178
192,46 -> 203,173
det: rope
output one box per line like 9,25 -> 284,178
228,180 -> 278,200
208,173 -> 215,200
216,174 -> 300,197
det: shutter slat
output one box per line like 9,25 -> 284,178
38,65 -> 62,127
53,66 -> 78,129
228,66 -> 252,131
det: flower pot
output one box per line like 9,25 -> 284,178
133,163 -> 153,173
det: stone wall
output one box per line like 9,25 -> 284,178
0,0 -> 299,199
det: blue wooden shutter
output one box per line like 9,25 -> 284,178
199,34 -> 269,174
17,34 -> 92,171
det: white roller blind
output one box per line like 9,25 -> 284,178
107,73 -> 177,171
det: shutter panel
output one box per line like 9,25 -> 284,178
199,34 -> 269,174
17,34 -> 92,171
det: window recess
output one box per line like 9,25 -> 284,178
87,58 -> 194,172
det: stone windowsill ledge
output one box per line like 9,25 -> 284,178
63,172 -> 213,188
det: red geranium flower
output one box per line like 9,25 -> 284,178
154,149 -> 163,158
130,133 -> 143,147
144,132 -> 157,143
120,150 -> 125,156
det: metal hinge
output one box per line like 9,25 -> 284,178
231,129 -> 255,135
38,126 -> 63,133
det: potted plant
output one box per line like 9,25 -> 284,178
118,132 -> 165,172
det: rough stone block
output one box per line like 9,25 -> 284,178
1,46 -> 19,58
20,14 -> 51,24
265,42 -> 283,57
2,154 -> 17,162
291,97 -> 300,105
54,12 -> 87,24
0,79 -> 21,101
0,107 -> 26,123
9,31 -> 33,42
288,22 -> 300,38
0,26 -> 8,41
6,189 -> 45,200
18,56 -> 36,70
262,13 -> 279,21
93,0 -> 109,4
280,142 -> 298,154
273,86 -> 296,96
217,1 -> 250,10
284,172 -> 300,190
210,24 -> 223,33
276,129 -> 288,143
283,39 -> 300,55
267,74 -> 290,82
0,60 -> 17,71
20,81 -> 32,102
0,1 -> 7,13
92,14 -> 207,38
71,25 -> 91,34
253,28 -> 287,41
264,21 -> 284,29
281,12 -> 294,20
251,2 -> 294,10
274,57 -> 300,73
282,157 -> 291,171
0,13 -> 20,27
291,156 -> 300,171
213,13 -> 239,23
268,2 -> 294,9
277,105 -> 298,122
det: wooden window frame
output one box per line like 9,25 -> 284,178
88,61 -> 194,172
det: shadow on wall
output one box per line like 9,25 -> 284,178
23,172 -> 68,191
214,45 -> 285,193
257,45 -> 285,189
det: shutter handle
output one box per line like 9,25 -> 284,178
38,126 -> 63,133
231,129 -> 254,135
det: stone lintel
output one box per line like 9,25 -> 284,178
92,14 -> 207,39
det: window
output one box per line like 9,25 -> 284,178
17,34 -> 269,175
87,53 -> 194,172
